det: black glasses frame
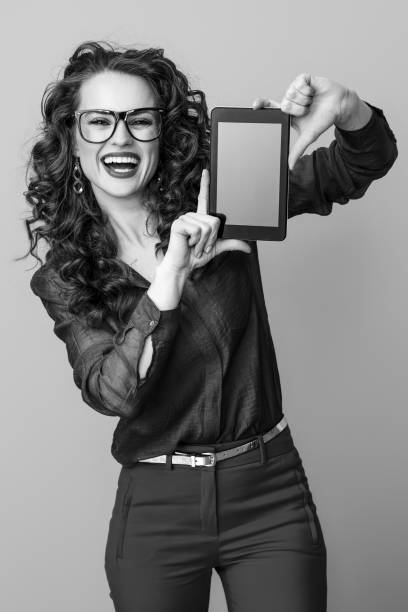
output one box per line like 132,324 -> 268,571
73,107 -> 166,143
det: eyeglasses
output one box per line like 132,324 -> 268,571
73,107 -> 165,143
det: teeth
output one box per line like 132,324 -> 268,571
110,167 -> 135,173
103,156 -> 139,164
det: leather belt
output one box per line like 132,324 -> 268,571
137,415 -> 288,468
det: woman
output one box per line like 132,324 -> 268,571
25,41 -> 398,611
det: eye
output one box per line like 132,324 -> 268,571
82,112 -> 115,127
128,118 -> 152,127
89,118 -> 112,126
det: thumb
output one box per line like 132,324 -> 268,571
215,238 -> 252,256
252,97 -> 281,110
265,98 -> 282,109
288,131 -> 317,170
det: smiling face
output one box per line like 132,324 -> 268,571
73,70 -> 161,204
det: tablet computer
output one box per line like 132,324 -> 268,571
209,107 -> 290,241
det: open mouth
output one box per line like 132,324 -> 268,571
101,154 -> 140,177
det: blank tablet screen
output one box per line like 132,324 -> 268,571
216,122 -> 282,226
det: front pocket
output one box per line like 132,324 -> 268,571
116,479 -> 133,560
293,466 -> 320,546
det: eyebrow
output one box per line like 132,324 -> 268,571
76,107 -> 163,113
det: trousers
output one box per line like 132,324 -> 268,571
104,424 -> 327,611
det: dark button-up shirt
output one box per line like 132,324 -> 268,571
30,101 -> 398,467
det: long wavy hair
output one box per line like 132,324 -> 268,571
22,40 -> 210,328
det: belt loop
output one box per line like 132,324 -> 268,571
257,434 -> 266,465
165,453 -> 174,470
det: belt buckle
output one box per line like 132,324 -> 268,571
187,452 -> 216,467
199,452 -> 216,467
174,451 -> 216,467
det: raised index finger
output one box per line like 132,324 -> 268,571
196,168 -> 210,215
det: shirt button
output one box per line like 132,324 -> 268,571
149,320 -> 156,327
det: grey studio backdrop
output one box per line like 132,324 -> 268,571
2,1 -> 407,610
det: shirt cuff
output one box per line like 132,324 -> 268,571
125,291 -> 181,343
334,100 -> 397,152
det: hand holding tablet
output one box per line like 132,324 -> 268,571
209,73 -> 354,242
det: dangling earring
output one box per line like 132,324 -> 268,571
156,174 -> 164,193
73,158 -> 84,195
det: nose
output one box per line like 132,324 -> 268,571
109,118 -> 133,146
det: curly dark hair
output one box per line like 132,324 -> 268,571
21,40 -> 210,328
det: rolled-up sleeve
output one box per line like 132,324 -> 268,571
288,101 -> 398,218
30,268 -> 181,419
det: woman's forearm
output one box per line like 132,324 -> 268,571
138,261 -> 189,379
147,260 -> 190,311
334,90 -> 373,131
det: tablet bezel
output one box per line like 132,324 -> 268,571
209,107 -> 290,241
